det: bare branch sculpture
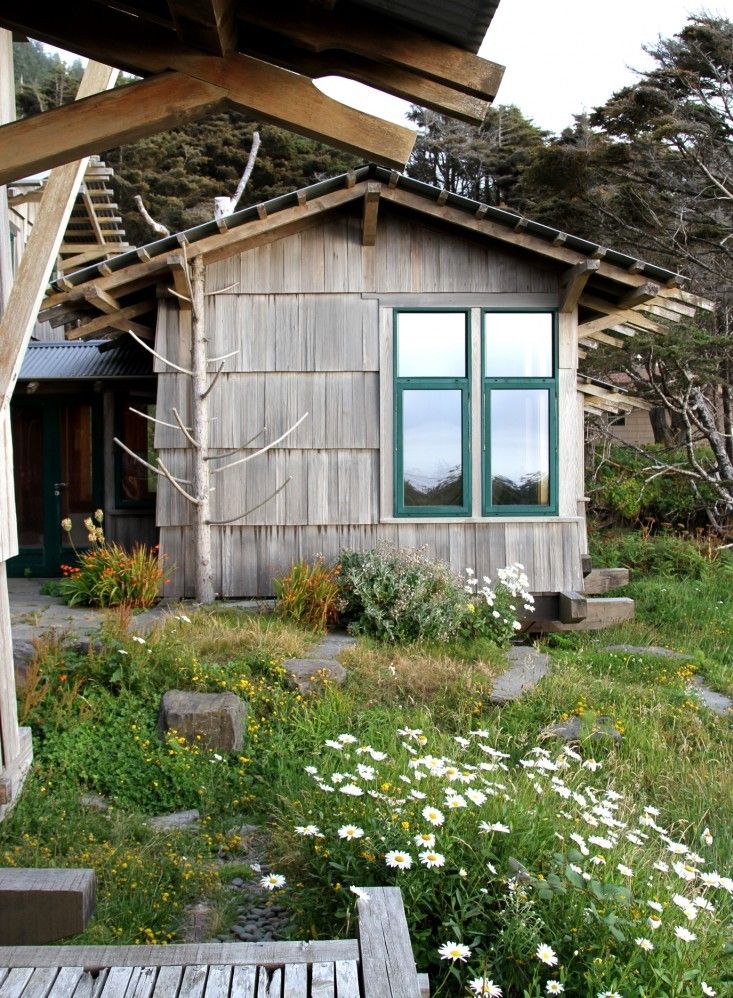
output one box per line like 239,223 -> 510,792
214,131 -> 261,220
133,194 -> 170,237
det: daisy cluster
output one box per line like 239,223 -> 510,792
287,725 -> 731,996
463,564 -> 535,640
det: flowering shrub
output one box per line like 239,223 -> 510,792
339,546 -> 531,645
274,557 -> 343,632
462,565 -> 534,645
59,511 -> 164,608
279,725 -> 730,997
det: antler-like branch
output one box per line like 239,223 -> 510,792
156,456 -> 199,505
201,361 -> 225,400
208,476 -> 291,525
134,194 -> 170,237
212,413 -> 309,474
128,329 -> 193,376
205,283 -> 240,297
205,426 -> 266,461
171,406 -> 200,449
113,436 -> 192,485
214,131 -> 261,220
207,350 -> 239,364
129,406 -> 191,432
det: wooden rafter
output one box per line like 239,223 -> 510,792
234,1 -> 504,101
0,55 -> 415,187
66,300 -> 154,340
579,294 -> 662,335
559,259 -> 599,314
168,0 -> 237,57
362,183 -> 380,247
617,281 -> 660,309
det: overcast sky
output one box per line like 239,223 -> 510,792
317,0 -> 733,134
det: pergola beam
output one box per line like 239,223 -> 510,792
66,300 -> 154,340
235,1 -> 504,101
0,53 -> 415,187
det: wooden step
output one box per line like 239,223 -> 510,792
0,867 -> 96,945
584,568 -> 630,594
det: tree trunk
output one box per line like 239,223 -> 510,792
649,406 -> 673,446
191,256 -> 215,603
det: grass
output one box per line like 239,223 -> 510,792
2,538 -> 732,995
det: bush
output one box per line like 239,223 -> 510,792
274,557 -> 342,632
589,445 -> 721,529
339,546 -> 467,643
59,511 -> 164,608
589,530 -> 713,580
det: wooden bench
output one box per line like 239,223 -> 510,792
0,887 -> 429,997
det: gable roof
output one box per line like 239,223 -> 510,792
47,164 -> 685,294
40,165 -> 712,369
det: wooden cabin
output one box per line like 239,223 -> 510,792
37,166 -> 707,622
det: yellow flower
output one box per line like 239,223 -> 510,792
60,517 -> 72,532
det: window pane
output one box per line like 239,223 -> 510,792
484,312 -> 553,377
118,394 -> 157,503
398,312 -> 466,377
402,390 -> 464,507
490,389 -> 550,506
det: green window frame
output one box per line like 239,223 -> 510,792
482,308 -> 558,516
392,308 -> 558,518
393,309 -> 471,517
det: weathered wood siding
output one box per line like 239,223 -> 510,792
155,207 -> 586,597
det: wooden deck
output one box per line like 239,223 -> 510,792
0,888 -> 428,997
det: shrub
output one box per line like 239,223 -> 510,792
589,530 -> 712,580
277,723 -> 731,997
462,565 -> 535,646
59,512 -> 164,608
339,546 -> 467,643
589,444 -> 721,529
274,557 -> 343,632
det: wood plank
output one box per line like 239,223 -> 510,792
256,967 -> 281,998
617,281 -> 660,308
69,969 -> 108,998
168,0 -> 237,56
361,183 -> 380,247
149,967 -> 182,998
357,887 -> 421,998
579,294 -> 662,333
417,973 -> 430,998
559,260 -> 599,314
229,966 -> 256,998
66,301 -> 153,340
125,967 -> 157,998
0,968 -> 34,998
558,591 -> 587,624
0,943 -> 360,970
176,966 -> 206,998
201,966 -> 230,998
236,1 -> 505,101
13,967 -> 58,998
97,967 -> 133,998
334,962 -> 359,998
583,568 -> 630,594
40,968 -> 83,998
531,597 -> 636,632
281,964 -> 306,996
310,963 -> 334,998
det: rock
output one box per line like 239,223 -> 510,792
604,644 -> 687,660
80,793 -> 110,813
689,676 -> 733,716
231,877 -> 244,888
541,714 -> 622,744
508,856 -> 531,882
147,809 -> 200,831
12,639 -> 37,689
283,658 -> 347,693
305,634 -> 357,660
159,690 -> 247,752
489,647 -> 550,705
182,902 -> 217,943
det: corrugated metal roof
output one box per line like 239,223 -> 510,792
19,341 -> 154,381
347,0 -> 500,52
50,164 -> 687,293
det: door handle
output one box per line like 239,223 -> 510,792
53,482 -> 68,496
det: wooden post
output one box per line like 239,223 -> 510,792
191,256 -> 214,603
0,56 -> 118,818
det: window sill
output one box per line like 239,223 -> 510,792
380,516 -> 583,525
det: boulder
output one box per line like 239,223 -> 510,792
147,809 -> 200,831
283,658 -> 347,693
159,690 -> 247,752
541,714 -> 622,744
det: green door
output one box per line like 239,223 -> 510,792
9,395 -> 103,577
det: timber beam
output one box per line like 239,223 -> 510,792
617,281 -> 660,309
362,183 -> 380,247
0,57 -> 415,187
66,301 -> 154,340
168,0 -> 237,57
559,259 -> 599,314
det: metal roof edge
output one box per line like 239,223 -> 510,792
49,163 -> 686,292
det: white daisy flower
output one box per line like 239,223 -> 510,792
419,850 -> 445,869
701,827 -> 713,847
469,978 -> 502,996
338,825 -> 364,840
635,937 -> 654,951
295,824 -> 320,836
337,734 -> 358,744
616,864 -> 634,877
546,981 -> 564,995
260,873 -> 286,890
536,944 -> 558,967
702,983 -> 716,996
672,861 -> 697,882
414,832 -> 435,848
385,850 -> 412,870
648,917 -> 662,931
340,784 -> 364,796
479,821 -> 511,834
674,926 -> 697,942
438,941 -> 471,962
422,805 -> 445,826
